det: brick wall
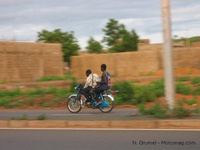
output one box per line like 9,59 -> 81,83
0,42 -> 64,82
71,47 -> 200,78
192,42 -> 200,47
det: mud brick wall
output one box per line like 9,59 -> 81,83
0,42 -> 64,82
71,50 -> 161,78
71,47 -> 200,78
138,44 -> 162,51
192,42 -> 200,47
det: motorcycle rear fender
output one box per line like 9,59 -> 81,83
68,94 -> 83,105
103,95 -> 114,101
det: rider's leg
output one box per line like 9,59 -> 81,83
80,86 -> 92,103
94,87 -> 104,106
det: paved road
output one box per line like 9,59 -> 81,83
0,109 -> 140,120
0,129 -> 199,150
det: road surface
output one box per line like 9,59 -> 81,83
0,129 -> 199,150
0,109 -> 140,120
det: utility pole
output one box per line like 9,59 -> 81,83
161,0 -> 175,110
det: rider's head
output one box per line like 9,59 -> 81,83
86,69 -> 92,77
101,64 -> 106,72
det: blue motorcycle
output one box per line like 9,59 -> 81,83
67,84 -> 118,113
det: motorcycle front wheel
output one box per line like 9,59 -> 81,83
99,96 -> 114,113
67,95 -> 82,113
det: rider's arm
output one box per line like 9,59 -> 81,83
83,75 -> 92,88
99,72 -> 108,85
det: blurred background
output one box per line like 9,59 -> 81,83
0,0 -> 200,118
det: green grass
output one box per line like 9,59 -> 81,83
37,114 -> 46,120
112,79 -> 199,106
139,101 -> 192,119
191,77 -> 200,85
132,79 -> 141,83
139,102 -> 168,118
0,86 -> 71,108
176,83 -> 192,95
183,98 -> 197,105
193,85 -> 200,95
10,114 -> 28,120
37,76 -> 65,81
112,81 -> 135,105
173,102 -> 190,118
194,107 -> 200,114
176,77 -> 191,82
133,85 -> 156,104
0,78 -> 199,109
37,72 -> 75,82
140,72 -> 154,77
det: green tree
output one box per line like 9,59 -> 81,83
37,29 -> 80,64
102,19 -> 139,52
102,19 -> 126,47
111,30 -> 139,52
86,37 -> 103,53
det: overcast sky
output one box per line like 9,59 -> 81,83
0,0 -> 200,49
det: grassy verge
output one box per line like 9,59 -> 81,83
1,77 -> 200,117
37,72 -> 75,82
0,86 -> 74,108
10,114 -> 47,120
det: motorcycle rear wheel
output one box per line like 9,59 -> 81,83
99,96 -> 114,113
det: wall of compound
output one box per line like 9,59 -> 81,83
71,47 -> 200,78
0,42 -> 64,82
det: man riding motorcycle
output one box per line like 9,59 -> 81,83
79,69 -> 100,104
94,64 -> 111,107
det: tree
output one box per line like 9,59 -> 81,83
86,37 -> 103,54
111,30 -> 139,52
102,19 -> 126,48
37,29 -> 80,64
102,19 -> 139,52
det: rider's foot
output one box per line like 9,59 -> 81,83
94,101 -> 102,107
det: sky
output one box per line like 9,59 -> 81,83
0,0 -> 200,50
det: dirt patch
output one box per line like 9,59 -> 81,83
144,94 -> 200,110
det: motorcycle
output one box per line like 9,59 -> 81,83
67,84 -> 118,113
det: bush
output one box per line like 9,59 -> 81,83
191,77 -> 200,85
133,85 -> 156,104
55,88 -> 68,98
37,72 -> 75,82
70,78 -> 78,92
139,102 -> 167,118
112,80 -> 163,105
37,76 -> 65,81
139,101 -> 191,119
37,114 -> 46,120
64,72 -> 75,80
146,103 -> 167,118
10,114 -> 28,120
173,102 -> 190,118
138,103 -> 146,115
176,83 -> 192,95
0,97 -> 13,107
183,98 -> 197,105
193,85 -> 200,95
0,89 -> 23,97
151,79 -> 165,97
194,107 -> 200,114
176,77 -> 190,82
112,81 -> 134,104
